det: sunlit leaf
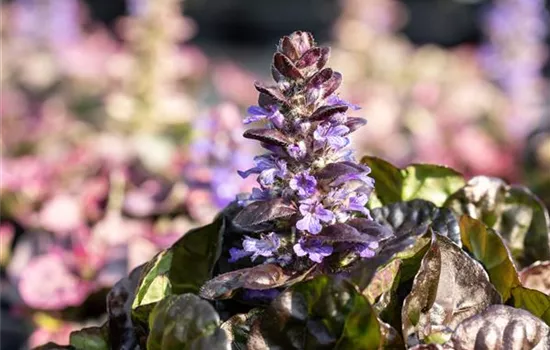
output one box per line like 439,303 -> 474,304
450,305 -> 550,349
446,176 -> 550,266
361,156 -> 465,208
402,232 -> 501,346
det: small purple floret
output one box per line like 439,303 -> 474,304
289,172 -> 317,198
293,239 -> 333,263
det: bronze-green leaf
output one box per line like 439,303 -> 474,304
361,156 -> 465,208
402,232 -> 501,346
69,324 -> 109,350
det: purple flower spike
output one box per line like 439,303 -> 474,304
244,105 -> 285,128
229,233 -> 281,262
289,172 -> 317,198
296,200 -> 334,234
293,239 -> 333,263
235,31 -> 387,265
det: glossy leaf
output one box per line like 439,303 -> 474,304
147,294 -> 230,350
295,47 -> 329,69
450,305 -> 550,350
248,275 -> 381,350
199,264 -> 289,300
361,156 -> 465,208
371,199 -> 461,245
402,232 -> 501,345
254,82 -> 287,104
446,176 -> 550,266
69,325 -> 109,350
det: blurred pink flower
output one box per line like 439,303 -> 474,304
39,194 -> 83,235
18,254 -> 90,310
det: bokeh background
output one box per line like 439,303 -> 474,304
1,0 -> 549,348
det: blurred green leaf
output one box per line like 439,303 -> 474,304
446,176 -> 550,266
220,309 -> 263,350
69,324 -> 109,350
402,232 -> 501,346
361,156 -> 465,208
248,275 -> 381,350
147,294 -> 230,350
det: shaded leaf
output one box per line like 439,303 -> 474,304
233,198 -> 296,232
221,309 -> 263,350
520,261 -> 550,295
168,216 -> 225,295
402,232 -> 501,345
107,264 -> 144,350
199,264 -> 289,300
445,176 -> 550,266
314,161 -> 366,184
371,199 -> 461,245
69,324 -> 109,350
450,305 -> 550,350
147,294 -> 230,350
32,343 -> 74,350
361,157 -> 465,208
273,53 -> 303,79
243,128 -> 292,147
248,276 -> 381,350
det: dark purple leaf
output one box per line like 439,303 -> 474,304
309,105 -> 348,121
199,264 -> 289,300
345,117 -> 367,133
254,82 -> 287,104
315,161 -> 367,183
273,53 -> 303,79
234,198 -> 296,232
243,128 -> 292,146
347,218 -> 394,240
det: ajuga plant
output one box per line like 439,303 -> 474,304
38,32 -> 550,350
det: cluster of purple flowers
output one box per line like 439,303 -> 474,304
231,31 -> 392,265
